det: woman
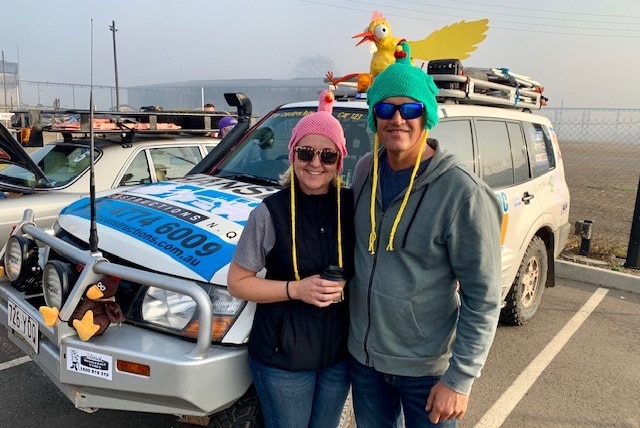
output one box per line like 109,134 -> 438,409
227,90 -> 354,428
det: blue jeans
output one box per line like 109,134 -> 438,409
349,356 -> 457,428
249,356 -> 349,428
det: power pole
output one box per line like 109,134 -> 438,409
16,45 -> 20,107
109,20 -> 120,111
1,50 -> 7,107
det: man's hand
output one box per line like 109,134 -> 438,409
425,380 -> 469,424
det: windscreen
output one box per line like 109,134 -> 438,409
0,144 -> 100,190
215,106 -> 372,188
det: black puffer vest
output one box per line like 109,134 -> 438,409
247,184 -> 354,371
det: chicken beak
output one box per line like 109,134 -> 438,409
352,30 -> 375,47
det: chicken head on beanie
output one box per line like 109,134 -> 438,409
288,90 -> 348,173
366,40 -> 440,133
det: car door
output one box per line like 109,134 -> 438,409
0,123 -> 49,193
474,118 -> 543,286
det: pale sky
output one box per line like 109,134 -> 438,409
1,0 -> 639,108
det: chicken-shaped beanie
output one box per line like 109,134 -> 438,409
354,10 -> 489,76
39,276 -> 125,341
288,89 -> 347,174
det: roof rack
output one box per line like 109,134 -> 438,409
9,108 -> 236,146
324,60 -> 547,110
427,60 -> 546,110
12,109 -> 235,133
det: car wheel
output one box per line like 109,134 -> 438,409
208,385 -> 263,428
501,236 -> 548,326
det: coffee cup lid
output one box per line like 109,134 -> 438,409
322,265 -> 346,281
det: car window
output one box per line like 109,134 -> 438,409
119,146 -> 204,186
121,151 -> 151,185
215,106 -> 372,188
476,120 -> 515,189
0,144 -> 99,189
0,161 -> 38,188
429,119 -> 475,172
525,122 -> 556,177
507,122 -> 529,184
149,146 -> 203,180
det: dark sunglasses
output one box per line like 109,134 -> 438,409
374,102 -> 425,120
294,146 -> 339,165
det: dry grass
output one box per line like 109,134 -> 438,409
558,140 -> 639,275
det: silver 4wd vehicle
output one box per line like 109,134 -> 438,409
1,64 -> 570,425
0,109 -> 228,250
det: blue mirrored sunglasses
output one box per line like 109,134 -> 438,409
374,102 -> 425,120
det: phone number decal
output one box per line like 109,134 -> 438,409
67,198 -> 235,279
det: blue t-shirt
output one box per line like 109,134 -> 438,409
380,153 -> 431,210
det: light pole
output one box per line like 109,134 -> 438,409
109,20 -> 120,111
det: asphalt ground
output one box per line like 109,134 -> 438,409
0,262 -> 638,427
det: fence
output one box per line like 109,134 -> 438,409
539,108 -> 640,258
7,80 -> 640,258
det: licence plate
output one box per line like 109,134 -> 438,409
8,298 -> 39,353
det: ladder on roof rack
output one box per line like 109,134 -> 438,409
8,108 -> 237,146
10,109 -> 236,134
427,60 -> 546,110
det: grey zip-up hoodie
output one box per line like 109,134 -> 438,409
348,139 -> 502,395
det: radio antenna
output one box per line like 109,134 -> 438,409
88,19 -> 99,253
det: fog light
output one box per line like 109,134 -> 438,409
43,261 -> 73,309
4,235 -> 41,292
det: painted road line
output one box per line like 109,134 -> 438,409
0,355 -> 31,371
475,287 -> 609,428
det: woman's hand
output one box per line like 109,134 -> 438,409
290,275 -> 343,307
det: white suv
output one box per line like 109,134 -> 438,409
428,103 -> 571,324
0,72 -> 570,424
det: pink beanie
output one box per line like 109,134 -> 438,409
288,90 -> 348,173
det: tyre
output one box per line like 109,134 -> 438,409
500,236 -> 548,325
208,385 -> 263,428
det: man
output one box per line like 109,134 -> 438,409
349,41 -> 503,427
203,103 -> 215,112
217,115 -> 238,138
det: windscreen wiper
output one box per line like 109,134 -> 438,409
218,172 -> 280,187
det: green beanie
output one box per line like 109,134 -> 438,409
366,40 -> 440,132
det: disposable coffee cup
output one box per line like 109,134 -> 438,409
321,265 -> 347,303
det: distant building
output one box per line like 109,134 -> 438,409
127,78 -> 327,116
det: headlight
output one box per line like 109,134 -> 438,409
3,235 -> 41,292
42,261 -> 74,309
139,283 -> 245,342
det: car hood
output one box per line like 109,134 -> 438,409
57,174 -> 279,283
0,123 -> 49,186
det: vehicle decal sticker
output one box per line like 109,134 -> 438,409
67,347 -> 113,381
171,175 -> 279,197
110,193 -> 208,224
496,192 -> 508,213
496,192 -> 509,246
62,196 -> 238,279
130,182 -> 262,224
